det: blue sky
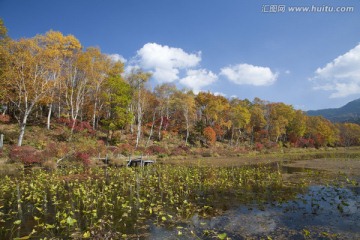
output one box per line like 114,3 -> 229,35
1,0 -> 360,110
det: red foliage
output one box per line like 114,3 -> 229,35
213,124 -> 225,139
0,114 -> 10,123
57,117 -> 95,135
75,152 -> 91,166
171,145 -> 190,156
254,130 -> 268,143
145,145 -> 168,155
155,117 -> 171,131
295,138 -> 315,148
254,142 -> 264,151
203,126 -> 216,146
9,146 -> 43,165
116,143 -> 134,156
265,141 -> 278,150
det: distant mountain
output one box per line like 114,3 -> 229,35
307,98 -> 360,123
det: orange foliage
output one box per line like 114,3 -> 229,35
203,126 -> 216,146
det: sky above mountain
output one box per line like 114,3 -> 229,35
1,0 -> 360,110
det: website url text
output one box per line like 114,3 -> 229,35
262,5 -> 355,13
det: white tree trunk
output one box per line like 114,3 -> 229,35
18,112 -> 30,146
92,101 -> 97,130
47,103 -> 52,130
146,111 -> 156,147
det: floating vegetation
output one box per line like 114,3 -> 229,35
0,165 -> 303,239
0,164 -> 358,239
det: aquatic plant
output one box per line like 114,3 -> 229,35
0,164 -> 315,239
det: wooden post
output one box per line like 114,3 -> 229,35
0,134 -> 3,149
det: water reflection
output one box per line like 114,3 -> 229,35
150,185 -> 360,239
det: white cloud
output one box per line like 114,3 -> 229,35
220,63 -> 278,86
179,69 -> 218,93
136,43 -> 201,83
213,92 -> 226,97
312,43 -> 360,98
108,53 -> 127,63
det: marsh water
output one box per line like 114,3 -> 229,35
151,185 -> 360,239
0,162 -> 359,239
148,164 -> 360,239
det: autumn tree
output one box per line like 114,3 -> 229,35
80,47 -> 115,130
143,91 -> 159,147
102,74 -> 132,142
0,19 -> 9,113
37,31 -> 82,129
287,110 -> 307,144
249,104 -> 266,144
268,103 -> 295,142
154,83 -> 176,140
337,123 -> 360,147
305,116 -> 338,147
2,37 -> 56,145
203,126 -> 216,146
229,99 -> 251,145
63,48 -> 97,134
172,90 -> 196,145
126,69 -> 151,147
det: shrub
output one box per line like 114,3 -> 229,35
57,117 -> 95,135
145,145 -> 168,155
9,145 -> 42,165
201,150 -> 212,157
42,160 -> 57,170
203,126 -> 216,146
116,143 -> 134,156
213,124 -> 225,140
75,152 -> 91,166
0,114 -> 10,123
170,145 -> 190,156
295,138 -> 315,148
42,141 -> 70,160
254,142 -> 264,151
265,141 -> 279,150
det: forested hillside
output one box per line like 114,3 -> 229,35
307,98 -> 360,123
1,20 -> 360,166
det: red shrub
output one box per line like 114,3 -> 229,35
75,152 -> 91,166
213,124 -> 225,139
0,114 -> 10,123
295,138 -> 315,148
57,117 -> 95,135
254,142 -> 264,151
116,143 -> 134,156
145,145 -> 168,155
171,145 -> 190,156
203,126 -> 216,146
265,141 -> 278,149
9,145 -> 43,165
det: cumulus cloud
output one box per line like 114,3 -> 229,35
108,53 -> 127,63
179,69 -> 218,93
136,43 -> 201,83
312,43 -> 360,98
213,92 -> 227,97
220,63 -> 278,86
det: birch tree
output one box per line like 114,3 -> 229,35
172,90 -> 196,145
37,31 -> 81,129
2,37 -> 55,145
127,69 -> 151,147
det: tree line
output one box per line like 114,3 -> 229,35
1,21 -> 360,149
